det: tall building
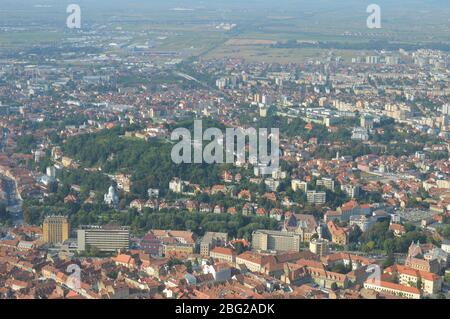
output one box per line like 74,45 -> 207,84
42,216 -> 69,244
252,230 -> 302,252
306,191 -> 326,205
77,225 -> 130,252
316,178 -> 335,191
360,115 -> 374,130
309,238 -> 329,257
291,179 -> 307,192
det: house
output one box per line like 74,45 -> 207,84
130,199 -> 145,212
113,254 -> 136,269
238,189 -> 252,201
255,207 -> 267,217
327,221 -> 349,245
363,278 -> 421,299
384,264 -> 442,295
241,203 -> 254,215
202,262 -> 232,282
405,242 -> 447,274
389,223 -> 406,237
269,208 -> 283,221
210,247 -> 236,265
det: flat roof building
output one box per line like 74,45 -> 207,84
77,225 -> 130,252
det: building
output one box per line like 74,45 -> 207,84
77,225 -> 130,252
140,231 -> 163,256
200,232 -> 228,257
363,279 -> 421,299
150,230 -> 196,257
209,247 -> 236,264
405,242 -> 447,274
327,221 -> 349,245
291,179 -> 307,192
169,178 -> 184,193
324,200 -> 369,222
441,240 -> 450,254
252,230 -> 302,252
309,238 -> 329,257
351,127 -> 369,141
42,216 -> 69,244
360,115 -> 374,130
306,191 -> 326,205
384,264 -> 442,295
284,214 -> 319,242
341,184 -> 360,199
235,251 -> 272,273
316,178 -> 335,191
349,215 -> 377,232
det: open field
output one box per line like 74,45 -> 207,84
0,0 -> 449,62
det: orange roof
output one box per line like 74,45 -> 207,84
385,264 -> 440,282
211,247 -> 235,256
365,278 -> 421,295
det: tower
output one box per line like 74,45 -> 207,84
42,216 -> 69,244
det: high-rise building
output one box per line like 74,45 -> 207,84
309,238 -> 329,257
77,225 -> 130,252
252,230 -> 302,252
42,216 -> 69,244
316,178 -> 335,191
306,191 -> 326,205
291,179 -> 308,192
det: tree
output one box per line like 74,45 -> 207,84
382,254 -> 395,268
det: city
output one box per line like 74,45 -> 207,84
0,0 -> 449,304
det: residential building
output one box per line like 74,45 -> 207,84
77,225 -> 130,252
252,230 -> 302,252
42,216 -> 69,245
309,238 -> 329,257
209,247 -> 236,264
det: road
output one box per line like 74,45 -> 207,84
2,176 -> 23,226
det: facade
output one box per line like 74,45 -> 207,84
384,264 -> 442,295
364,279 -> 421,299
42,216 -> 69,244
327,221 -> 349,245
235,251 -> 270,273
169,178 -> 184,193
341,184 -> 360,199
405,242 -> 447,274
252,230 -> 302,252
306,191 -> 326,205
309,238 -> 329,257
316,178 -> 335,191
200,232 -> 228,257
141,231 -> 163,256
209,247 -> 236,264
150,230 -> 196,257
291,179 -> 307,192
349,215 -> 377,232
77,226 -> 130,252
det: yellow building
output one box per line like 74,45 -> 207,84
43,216 -> 69,244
